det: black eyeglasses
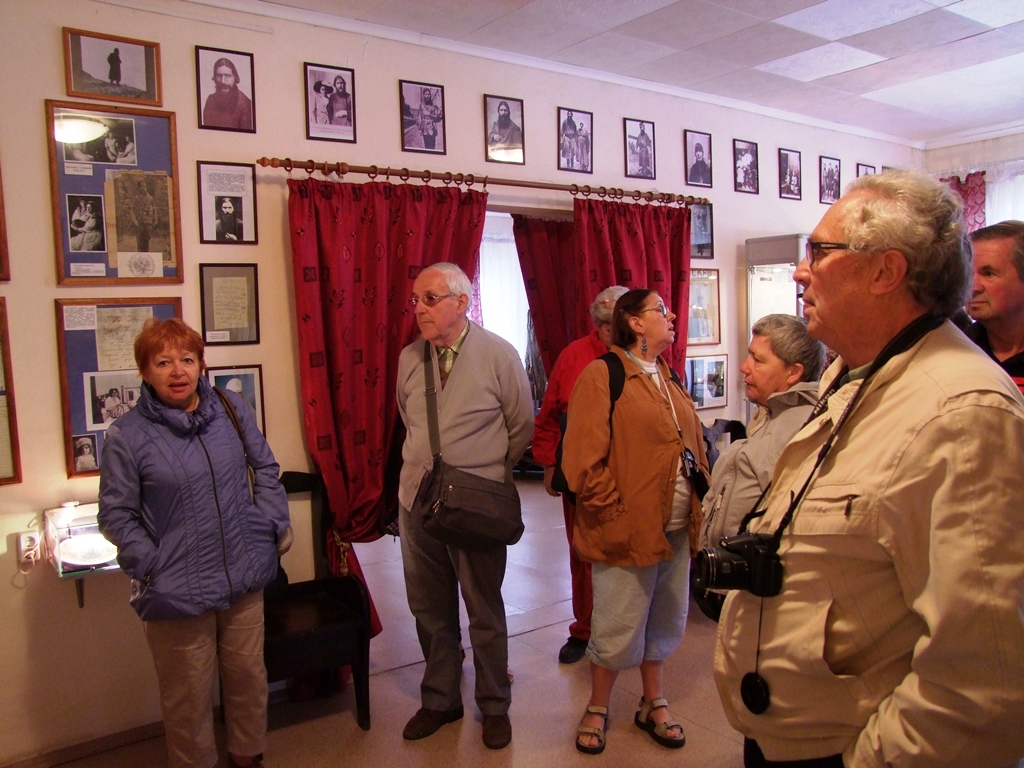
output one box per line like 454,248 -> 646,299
805,241 -> 850,266
637,302 -> 668,317
408,293 -> 456,308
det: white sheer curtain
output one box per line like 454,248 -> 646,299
986,159 -> 1024,223
478,212 -> 530,364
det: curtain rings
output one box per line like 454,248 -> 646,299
464,173 -> 475,188
304,160 -> 316,176
482,176 -> 488,191
385,166 -> 392,182
399,167 -> 410,182
334,161 -> 346,181
367,164 -> 379,180
422,169 -> 432,185
581,185 -> 592,198
282,158 -> 294,173
442,171 -> 453,186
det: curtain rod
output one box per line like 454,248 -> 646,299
256,157 -> 710,206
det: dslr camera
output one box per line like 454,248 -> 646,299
693,532 -> 783,598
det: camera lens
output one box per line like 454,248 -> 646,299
694,546 -> 751,592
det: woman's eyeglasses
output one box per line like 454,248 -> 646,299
637,302 -> 668,317
408,293 -> 456,307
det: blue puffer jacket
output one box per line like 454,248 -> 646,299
98,376 -> 290,621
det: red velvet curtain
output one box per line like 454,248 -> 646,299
287,179 -> 487,628
942,171 -> 986,233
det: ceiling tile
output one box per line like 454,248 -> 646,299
945,0 -> 1024,26
706,0 -> 824,20
775,0 -> 936,40
266,0 -> 390,16
550,32 -> 681,73
627,49 -> 746,86
686,21 -> 826,65
359,0 -> 531,38
756,42 -> 887,80
840,8 -> 991,57
613,0 -> 762,49
1004,19 -> 1024,37
688,68 -> 800,99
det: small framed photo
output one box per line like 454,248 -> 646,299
686,354 -> 728,410
820,155 -> 841,204
484,94 -> 525,165
691,203 -> 714,260
684,130 -> 712,187
857,163 -> 876,177
199,263 -> 260,345
196,46 -> 255,133
400,80 -> 446,154
197,161 -> 257,245
779,148 -> 802,200
63,28 -> 162,107
208,364 -> 266,435
734,139 -> 759,194
624,118 -> 656,179
304,63 -> 355,143
687,269 -> 720,346
558,107 -> 592,173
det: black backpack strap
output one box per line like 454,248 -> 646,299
599,352 -> 626,431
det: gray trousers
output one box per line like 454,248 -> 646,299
399,504 -> 510,715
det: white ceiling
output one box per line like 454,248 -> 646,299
207,0 -> 1024,146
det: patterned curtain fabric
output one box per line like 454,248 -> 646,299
941,171 -> 986,233
287,178 -> 487,630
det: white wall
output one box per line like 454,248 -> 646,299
0,0 -> 1000,762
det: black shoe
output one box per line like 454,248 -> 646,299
558,636 -> 588,664
402,705 -> 464,740
483,713 -> 512,750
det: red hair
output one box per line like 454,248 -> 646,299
134,318 -> 205,374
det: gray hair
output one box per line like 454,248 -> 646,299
842,170 -> 970,318
970,220 -> 1024,280
751,314 -> 826,382
589,285 -> 629,326
421,262 -> 472,309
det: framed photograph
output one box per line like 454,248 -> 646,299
46,99 -> 183,285
196,46 -> 255,133
684,129 -> 712,187
197,162 -> 257,245
557,107 -> 592,173
857,163 -> 876,177
0,162 -> 9,281
55,297 -> 181,478
779,148 -> 802,200
687,269 -> 720,346
686,354 -> 728,410
820,155 -> 841,204
304,62 -> 355,143
484,94 -> 525,165
63,27 -> 161,107
207,364 -> 266,435
690,203 -> 714,260
400,80 -> 446,154
0,299 -> 22,484
199,263 -> 260,345
734,139 -> 759,194
624,118 -> 656,179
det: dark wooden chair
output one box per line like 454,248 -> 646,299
262,471 -> 371,730
701,419 -> 746,470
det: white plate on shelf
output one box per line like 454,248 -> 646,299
60,533 -> 117,567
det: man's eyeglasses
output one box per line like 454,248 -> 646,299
408,293 -> 456,308
805,241 -> 850,266
637,302 -> 668,317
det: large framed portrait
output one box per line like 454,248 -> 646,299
199,263 -> 260,345
687,269 -> 720,346
779,148 -> 802,200
46,100 -> 183,285
686,355 -> 728,410
304,62 -> 355,143
0,299 -> 22,485
484,94 -> 524,165
196,46 -> 255,133
734,139 -> 759,194
820,155 -> 841,204
684,129 -> 712,187
690,203 -> 714,260
400,80 -> 446,154
857,163 -> 876,177
0,162 -> 8,281
63,27 -> 161,107
197,161 -> 257,245
207,364 -> 266,435
55,297 -> 181,478
624,118 -> 656,180
557,107 -> 592,173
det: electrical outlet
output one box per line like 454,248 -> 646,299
17,531 -> 40,567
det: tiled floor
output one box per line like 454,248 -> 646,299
57,479 -> 744,767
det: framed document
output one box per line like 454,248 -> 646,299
199,263 -> 260,345
197,161 -> 257,245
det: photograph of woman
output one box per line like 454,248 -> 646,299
68,197 -> 106,252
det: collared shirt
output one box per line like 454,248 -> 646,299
438,321 -> 470,385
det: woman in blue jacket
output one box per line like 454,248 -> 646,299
99,318 -> 291,768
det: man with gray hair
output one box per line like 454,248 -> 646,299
396,262 -> 533,750
710,171 -> 1024,767
966,220 -> 1024,394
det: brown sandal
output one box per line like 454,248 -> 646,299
634,697 -> 685,749
575,704 -> 608,755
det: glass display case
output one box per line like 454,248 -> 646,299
44,502 -> 119,605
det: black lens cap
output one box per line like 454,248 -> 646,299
741,672 -> 770,714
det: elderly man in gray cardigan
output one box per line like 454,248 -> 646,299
396,262 -> 534,751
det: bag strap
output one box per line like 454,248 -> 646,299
214,386 -> 256,497
422,342 -> 442,458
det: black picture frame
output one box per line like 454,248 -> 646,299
196,46 -> 256,133
857,163 -> 876,177
63,27 -> 162,107
199,263 -> 260,345
779,148 -> 802,200
684,129 -> 712,188
691,203 -> 714,260
557,106 -> 592,173
197,161 -> 257,245
624,118 -> 656,180
304,62 -> 355,143
207,364 -> 266,435
820,156 -> 841,205
400,80 -> 446,154
734,139 -> 759,194
484,94 -> 525,165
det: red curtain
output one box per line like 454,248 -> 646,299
287,179 -> 487,631
942,171 -> 986,233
